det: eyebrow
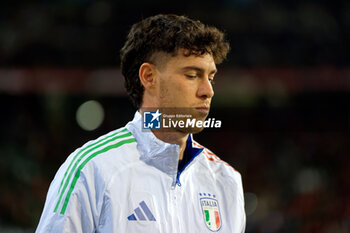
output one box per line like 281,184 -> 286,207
181,66 -> 217,75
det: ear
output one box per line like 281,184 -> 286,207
139,62 -> 157,93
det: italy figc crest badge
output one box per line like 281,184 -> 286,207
199,193 -> 222,231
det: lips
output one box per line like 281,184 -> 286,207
195,104 -> 210,110
195,106 -> 210,114
195,106 -> 209,110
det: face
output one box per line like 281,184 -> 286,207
154,51 -> 217,133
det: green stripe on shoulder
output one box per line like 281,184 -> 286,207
60,137 -> 136,214
57,128 -> 128,195
54,128 -> 132,213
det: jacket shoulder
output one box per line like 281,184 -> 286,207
75,127 -> 138,175
49,127 -> 137,216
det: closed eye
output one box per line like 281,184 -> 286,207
185,74 -> 197,79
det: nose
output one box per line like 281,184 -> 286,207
197,78 -> 214,99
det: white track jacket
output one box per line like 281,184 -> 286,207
36,111 -> 245,233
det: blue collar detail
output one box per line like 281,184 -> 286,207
178,134 -> 203,173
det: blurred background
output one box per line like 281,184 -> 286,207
0,0 -> 349,232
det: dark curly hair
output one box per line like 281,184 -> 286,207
120,14 -> 230,108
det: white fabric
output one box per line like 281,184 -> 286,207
36,111 -> 246,233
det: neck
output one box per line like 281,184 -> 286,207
152,130 -> 188,160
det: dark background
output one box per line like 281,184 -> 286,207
0,0 -> 349,232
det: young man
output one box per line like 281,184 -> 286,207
36,14 -> 245,232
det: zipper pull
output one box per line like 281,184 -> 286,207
176,174 -> 182,187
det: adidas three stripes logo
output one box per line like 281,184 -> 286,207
127,201 -> 156,221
